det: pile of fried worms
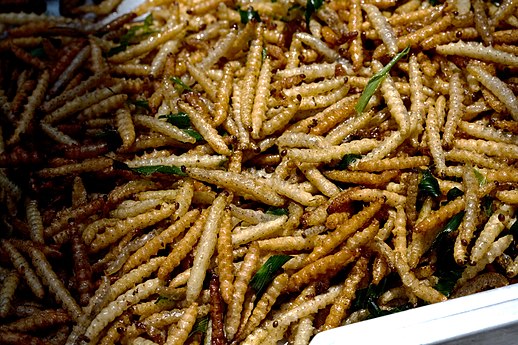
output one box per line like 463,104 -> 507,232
0,0 -> 517,344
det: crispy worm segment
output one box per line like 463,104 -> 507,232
362,3 -> 398,56
38,157 -> 113,179
77,93 -> 128,121
235,273 -> 289,342
213,62 -> 236,127
407,196 -> 465,268
443,72 -> 465,147
8,70 -> 49,146
288,247 -> 360,292
217,209 -> 235,305
454,166 -> 480,265
122,209 -> 199,273
322,255 -> 369,331
376,60 -> 410,136
157,208 -> 208,280
1,240 -> 44,299
165,302 -> 198,345
394,248 -> 446,304
108,256 -> 166,303
260,98 -> 300,138
408,60 -> 428,134
85,278 -> 163,343
187,168 -> 285,206
251,57 -> 272,139
393,205 -> 408,257
43,84 -> 124,124
241,24 -> 264,132
302,94 -> 360,136
436,40 -> 518,67
496,190 -> 518,204
225,243 -> 260,341
456,235 -> 513,289
134,114 -> 196,144
186,61 -> 217,101
426,103 -> 447,173
209,273 -> 226,345
349,0 -> 363,70
299,163 -> 340,198
263,285 -> 343,341
470,204 -> 515,265
186,193 -> 229,303
466,63 -> 518,121
90,203 -> 176,253
25,246 -> 82,321
324,170 -> 398,188
115,106 -> 136,150
179,100 -> 231,155
2,309 -> 69,332
305,201 -> 382,265
287,138 -> 380,163
232,215 -> 288,246
352,155 -> 430,172
0,270 -> 19,318
109,22 -> 186,64
457,121 -> 518,145
25,199 -> 44,244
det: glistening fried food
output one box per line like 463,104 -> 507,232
0,0 -> 517,344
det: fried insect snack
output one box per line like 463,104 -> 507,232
0,0 -> 517,343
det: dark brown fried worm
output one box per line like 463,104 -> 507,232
0,0 -> 517,344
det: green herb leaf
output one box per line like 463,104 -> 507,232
434,269 -> 462,297
129,99 -> 150,111
143,13 -> 153,27
509,220 -> 518,238
352,274 -> 409,318
238,6 -> 261,24
432,212 -> 465,297
262,47 -> 268,61
446,187 -> 464,202
250,255 -> 292,296
337,154 -> 362,170
183,129 -> 203,141
154,296 -> 169,304
159,112 -> 203,141
305,0 -> 323,27
431,211 -> 464,249
132,165 -> 186,176
355,46 -> 410,114
189,315 -> 209,337
130,165 -> 187,176
107,44 -> 127,56
481,196 -> 494,217
159,112 -> 191,128
352,281 -> 383,312
418,169 -> 441,198
442,187 -> 464,206
442,212 -> 465,236
170,76 -> 192,92
29,46 -> 46,58
473,168 -> 486,186
122,13 -> 155,42
266,207 -> 288,216
107,14 -> 155,56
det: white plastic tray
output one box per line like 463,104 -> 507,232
310,283 -> 518,345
